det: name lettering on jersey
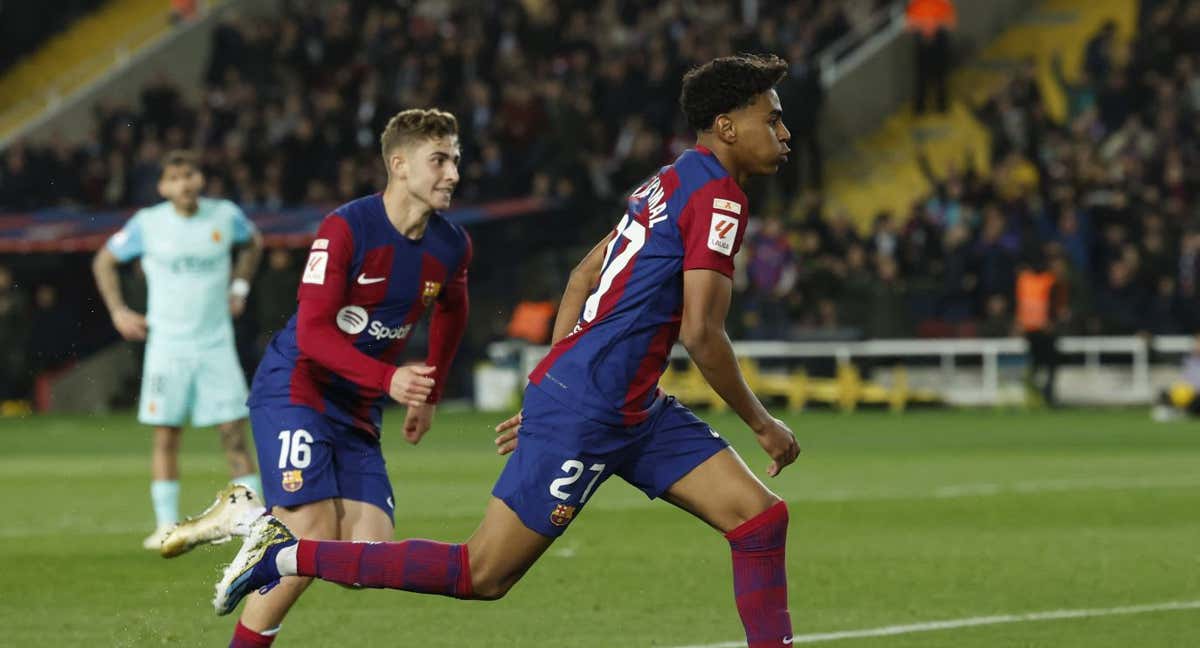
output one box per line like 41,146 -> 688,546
707,213 -> 739,256
302,250 -> 329,284
632,177 -> 669,229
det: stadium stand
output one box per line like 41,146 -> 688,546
2,0 -> 1198,408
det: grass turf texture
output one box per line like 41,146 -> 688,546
0,409 -> 1197,647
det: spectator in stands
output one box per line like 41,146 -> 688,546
252,248 -> 300,356
1095,259 -> 1145,334
0,266 -> 30,400
1016,254 -> 1064,407
907,0 -> 956,115
866,255 -> 911,338
28,284 -> 78,374
743,217 -> 797,340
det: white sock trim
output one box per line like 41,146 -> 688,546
276,544 -> 298,576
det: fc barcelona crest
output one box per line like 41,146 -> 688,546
550,503 -> 576,527
422,280 -> 442,305
281,470 -> 304,493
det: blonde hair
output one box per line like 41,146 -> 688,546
380,108 -> 459,160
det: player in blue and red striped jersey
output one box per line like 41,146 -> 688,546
191,108 -> 472,648
212,55 -> 799,648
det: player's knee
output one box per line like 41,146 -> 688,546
468,574 -> 514,601
730,493 -> 785,531
467,563 -> 520,601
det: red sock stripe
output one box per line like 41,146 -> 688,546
230,621 -> 275,648
725,500 -> 789,545
455,542 -> 473,599
296,538 -> 319,577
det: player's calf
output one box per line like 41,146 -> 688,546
726,500 -> 793,648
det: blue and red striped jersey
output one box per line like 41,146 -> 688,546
249,193 -> 471,436
530,146 -> 748,425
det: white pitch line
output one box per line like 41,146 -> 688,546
669,599 -> 1200,648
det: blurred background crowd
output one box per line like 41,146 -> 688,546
1,0 -> 1197,403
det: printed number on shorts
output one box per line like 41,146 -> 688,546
276,429 -> 313,469
549,460 -> 606,504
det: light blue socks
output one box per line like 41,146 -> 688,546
150,480 -> 181,527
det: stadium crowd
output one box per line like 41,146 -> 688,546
0,0 -> 882,212
732,1 -> 1200,341
2,0 -> 1199,402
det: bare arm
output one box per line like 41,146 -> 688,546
679,269 -> 772,431
92,247 -> 127,315
550,231 -> 614,344
231,231 -> 264,285
680,268 -> 800,476
228,232 -> 264,318
92,247 -> 146,340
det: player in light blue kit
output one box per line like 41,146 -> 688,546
92,150 -> 265,550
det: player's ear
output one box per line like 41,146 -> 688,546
714,113 -> 737,144
388,149 -> 407,180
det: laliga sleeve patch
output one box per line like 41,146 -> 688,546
302,250 -> 329,284
707,213 -> 739,256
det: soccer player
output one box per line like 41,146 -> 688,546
92,150 -> 264,550
188,108 -> 472,648
213,55 -> 798,648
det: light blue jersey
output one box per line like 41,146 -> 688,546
107,198 -> 257,347
106,197 -> 256,427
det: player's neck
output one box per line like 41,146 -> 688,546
381,184 -> 433,240
170,200 -> 199,217
696,138 -> 747,187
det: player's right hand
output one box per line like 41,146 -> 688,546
112,307 -> 148,341
388,364 -> 436,407
753,417 -> 801,477
494,411 -> 521,455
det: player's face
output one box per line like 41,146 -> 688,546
401,136 -> 461,211
158,163 -> 204,209
732,90 -> 791,175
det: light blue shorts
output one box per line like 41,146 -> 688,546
138,339 -> 249,428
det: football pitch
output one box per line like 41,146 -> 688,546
1,408 -> 1197,647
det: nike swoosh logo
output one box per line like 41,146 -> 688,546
782,637 -> 795,645
357,273 -> 386,285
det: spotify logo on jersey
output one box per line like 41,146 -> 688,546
336,305 -> 369,334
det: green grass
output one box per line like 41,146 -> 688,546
1,409 -> 1198,647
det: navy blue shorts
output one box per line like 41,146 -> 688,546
492,385 -> 729,538
250,405 -> 395,521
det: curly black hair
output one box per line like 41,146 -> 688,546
679,54 -> 789,133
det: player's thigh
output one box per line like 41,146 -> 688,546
627,397 -> 779,534
250,405 -> 342,513
191,342 -> 250,428
491,387 -> 622,538
328,423 -> 397,525
464,497 -> 556,599
137,345 -> 193,427
663,448 -> 781,534
336,497 -> 394,541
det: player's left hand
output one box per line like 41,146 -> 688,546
229,295 -> 247,318
403,402 -> 436,444
494,411 -> 521,455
